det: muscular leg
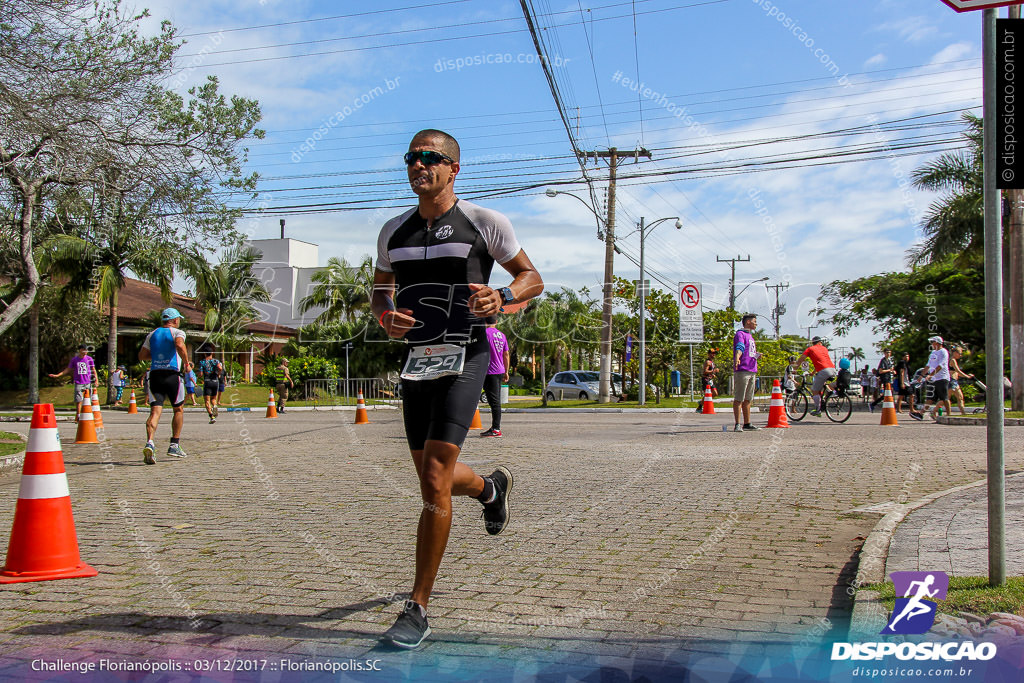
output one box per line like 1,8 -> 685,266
409,440 -> 484,607
732,400 -> 741,425
171,405 -> 184,439
146,405 -> 163,441
741,400 -> 751,424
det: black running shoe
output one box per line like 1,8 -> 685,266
381,601 -> 430,649
908,412 -> 924,421
742,424 -> 761,431
482,466 -> 513,536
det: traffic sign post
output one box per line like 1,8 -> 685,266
940,1 -> 1019,11
678,282 -> 704,344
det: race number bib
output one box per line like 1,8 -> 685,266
400,344 -> 466,381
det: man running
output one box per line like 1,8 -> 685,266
139,308 -> 192,464
372,129 -> 543,648
481,318 -> 509,437
274,358 -> 294,414
197,346 -> 224,423
799,336 -> 836,417
48,344 -> 99,421
732,314 -> 761,431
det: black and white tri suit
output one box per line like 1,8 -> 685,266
376,199 -> 521,449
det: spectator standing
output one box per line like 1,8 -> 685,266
184,367 -> 198,406
481,318 -> 510,437
274,358 -> 294,414
894,352 -> 913,414
948,346 -> 975,415
869,348 -> 895,412
732,314 -> 761,432
48,344 -> 99,422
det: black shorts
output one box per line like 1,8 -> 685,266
148,370 -> 185,407
927,379 -> 950,402
203,380 -> 219,397
400,337 -> 488,450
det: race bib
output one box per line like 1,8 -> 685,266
400,344 -> 466,381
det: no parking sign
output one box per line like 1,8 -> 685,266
678,282 -> 703,344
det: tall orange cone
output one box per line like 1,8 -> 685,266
765,379 -> 789,428
265,388 -> 278,418
880,383 -> 899,426
90,392 -> 104,429
74,390 -> 99,444
701,383 -> 716,414
469,407 -> 482,429
0,404 -> 98,583
127,390 -> 138,414
354,390 -> 370,425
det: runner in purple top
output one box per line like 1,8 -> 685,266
48,343 -> 99,422
482,318 -> 510,437
732,314 -> 762,432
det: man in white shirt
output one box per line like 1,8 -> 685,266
909,336 -> 950,421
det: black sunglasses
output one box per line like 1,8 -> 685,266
404,150 -> 453,166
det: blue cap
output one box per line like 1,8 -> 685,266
161,307 -> 183,321
839,358 -> 851,370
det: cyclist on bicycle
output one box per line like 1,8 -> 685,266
799,336 -> 836,417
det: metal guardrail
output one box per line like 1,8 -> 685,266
304,378 -> 394,410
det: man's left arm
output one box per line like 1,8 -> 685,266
503,347 -> 511,380
467,250 -> 543,317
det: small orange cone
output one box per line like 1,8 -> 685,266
701,384 -> 716,414
90,392 -> 104,429
354,390 -> 370,425
265,388 -> 278,418
765,379 -> 789,428
0,404 -> 98,583
880,383 -> 899,426
74,390 -> 99,444
469,408 -> 483,429
127,390 -> 138,414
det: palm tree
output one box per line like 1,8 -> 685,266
192,244 -> 271,351
909,112 -> 983,266
46,220 -> 177,404
849,346 -> 866,372
298,255 -> 374,325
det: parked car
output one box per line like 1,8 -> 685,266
846,376 -> 863,398
545,371 -> 600,401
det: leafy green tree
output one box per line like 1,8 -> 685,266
0,0 -> 263,335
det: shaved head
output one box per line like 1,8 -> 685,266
410,129 -> 460,163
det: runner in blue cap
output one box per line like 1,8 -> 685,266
138,308 -> 193,464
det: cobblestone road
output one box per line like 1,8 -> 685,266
0,407 -> 1019,678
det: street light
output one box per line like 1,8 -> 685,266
733,277 -> 769,311
547,188 -> 618,403
638,216 -> 682,405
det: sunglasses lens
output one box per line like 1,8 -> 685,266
404,151 -> 448,166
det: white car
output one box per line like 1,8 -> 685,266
544,371 -> 600,401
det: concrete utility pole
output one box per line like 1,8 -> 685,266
717,255 -> 751,310
1011,4 -> 1024,412
578,146 -> 651,403
766,282 -> 790,339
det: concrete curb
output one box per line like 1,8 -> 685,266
936,415 -> 1024,426
849,472 -> 1024,635
0,415 -> 75,422
503,407 -> 763,414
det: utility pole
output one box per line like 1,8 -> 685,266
578,146 -> 651,403
1011,4 -> 1024,411
766,282 -> 790,339
805,325 -> 817,342
717,255 -> 751,310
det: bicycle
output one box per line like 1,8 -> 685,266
785,373 -> 852,423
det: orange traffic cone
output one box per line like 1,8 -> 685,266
0,404 -> 98,583
354,390 -> 370,425
127,390 -> 138,414
90,392 -> 104,429
469,407 -> 483,429
765,379 -> 789,428
265,388 -> 278,418
880,383 -> 899,426
701,384 -> 716,414
74,390 -> 99,444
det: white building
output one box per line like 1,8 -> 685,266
247,237 -> 327,330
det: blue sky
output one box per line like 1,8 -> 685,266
136,0 -> 986,360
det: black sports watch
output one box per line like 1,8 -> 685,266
499,287 -> 515,304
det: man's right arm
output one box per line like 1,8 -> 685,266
372,269 -> 416,338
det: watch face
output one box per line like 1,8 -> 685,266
501,287 -> 514,303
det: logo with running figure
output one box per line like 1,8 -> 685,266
881,571 -> 949,635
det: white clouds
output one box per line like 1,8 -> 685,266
875,16 -> 941,44
864,53 -> 888,68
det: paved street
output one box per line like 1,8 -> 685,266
0,407 -> 1020,679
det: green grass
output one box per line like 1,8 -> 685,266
864,576 -> 1024,617
0,431 -> 25,458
